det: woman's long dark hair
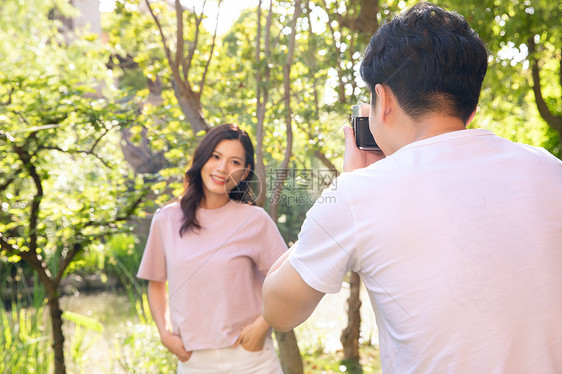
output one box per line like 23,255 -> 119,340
179,124 -> 255,236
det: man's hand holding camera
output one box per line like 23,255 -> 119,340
344,103 -> 385,172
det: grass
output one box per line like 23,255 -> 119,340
0,265 -> 53,373
301,344 -> 381,374
0,299 -> 53,373
1,234 -> 382,373
1,290 -> 381,373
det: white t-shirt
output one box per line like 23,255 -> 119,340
138,201 -> 287,351
290,129 -> 562,373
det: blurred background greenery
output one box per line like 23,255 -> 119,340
1,0 -> 559,373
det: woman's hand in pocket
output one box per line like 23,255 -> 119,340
161,331 -> 192,362
235,315 -> 270,352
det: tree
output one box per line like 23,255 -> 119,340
101,1 -> 560,372
107,1 -> 307,371
254,0 -> 275,208
315,0 -> 390,367
269,0 -> 301,221
439,0 -> 561,156
253,2 -> 305,371
144,0 -> 223,134
0,2 -> 148,373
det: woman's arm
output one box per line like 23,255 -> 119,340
147,281 -> 192,362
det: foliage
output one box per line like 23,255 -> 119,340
104,233 -> 144,282
63,310 -> 104,373
102,0 -> 561,245
300,344 -> 381,374
0,266 -> 106,374
0,69 -> 145,267
0,1 -> 150,372
101,1 -> 400,239
0,267 -> 52,374
0,303 -> 53,373
436,0 -> 561,156
114,294 -> 176,373
0,0 -> 146,266
1,0 -> 560,371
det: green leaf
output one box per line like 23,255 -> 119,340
62,311 -> 104,333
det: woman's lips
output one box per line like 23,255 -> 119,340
210,175 -> 227,185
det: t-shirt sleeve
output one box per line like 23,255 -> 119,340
137,210 -> 168,282
289,176 -> 359,294
254,210 -> 288,276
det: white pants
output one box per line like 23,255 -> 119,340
177,337 -> 283,374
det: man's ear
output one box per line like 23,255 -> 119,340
374,84 -> 391,122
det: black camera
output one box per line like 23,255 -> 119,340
351,104 -> 380,151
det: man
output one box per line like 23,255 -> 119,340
262,2 -> 562,373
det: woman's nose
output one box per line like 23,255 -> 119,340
216,159 -> 228,172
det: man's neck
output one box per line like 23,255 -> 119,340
384,114 -> 467,156
410,114 -> 467,143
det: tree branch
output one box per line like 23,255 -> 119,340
53,242 -> 81,288
270,0 -> 301,220
54,191 -> 147,286
0,133 -> 21,193
527,38 -> 562,134
175,0 -> 184,79
0,172 -> 18,192
256,0 -> 263,103
41,146 -> 112,168
198,0 -> 222,99
322,0 -> 345,102
338,0 -> 379,36
185,0 -> 206,79
559,53 -> 561,95
14,110 -> 32,127
12,144 -> 43,256
314,149 -> 339,175
145,0 -> 188,94
1,136 -> 53,286
253,0 -> 274,207
145,0 -> 174,68
0,233 -> 18,256
0,233 -> 53,286
254,0 -> 264,205
86,192 -> 146,229
1,85 -> 13,105
264,0 -> 273,64
88,122 -> 114,154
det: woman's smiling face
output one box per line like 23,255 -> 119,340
200,139 -> 249,205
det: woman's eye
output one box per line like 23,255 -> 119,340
212,154 -> 219,159
233,160 -> 241,165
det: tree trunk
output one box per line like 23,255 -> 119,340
527,41 -> 562,139
253,0 -> 271,208
255,1 -> 303,371
276,330 -> 304,374
254,108 -> 268,207
46,283 -> 66,374
269,0 -> 300,221
339,0 -> 379,39
341,272 -> 362,364
172,82 -> 209,134
120,126 -> 167,174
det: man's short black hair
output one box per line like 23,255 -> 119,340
360,2 -> 488,124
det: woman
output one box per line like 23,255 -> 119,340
137,124 -> 286,373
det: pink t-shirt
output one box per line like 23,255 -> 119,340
137,201 -> 287,351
